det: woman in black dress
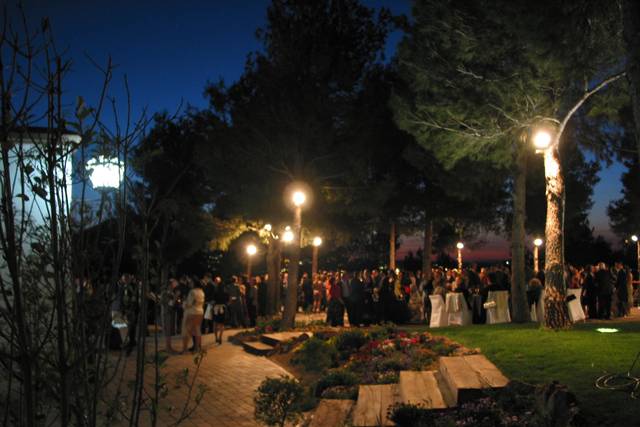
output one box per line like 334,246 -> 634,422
213,281 -> 229,345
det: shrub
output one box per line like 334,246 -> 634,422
254,376 -> 304,427
375,371 -> 399,384
291,337 -> 337,372
320,385 -> 359,400
388,403 -> 437,427
368,323 -> 398,340
315,369 -> 359,397
407,347 -> 437,370
256,318 -> 281,334
375,352 -> 410,372
333,330 -> 369,359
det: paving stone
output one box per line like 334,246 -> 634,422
352,384 -> 397,427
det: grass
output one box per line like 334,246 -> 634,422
403,321 -> 640,426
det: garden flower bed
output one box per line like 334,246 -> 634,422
280,326 -> 476,400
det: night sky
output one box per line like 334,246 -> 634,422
19,0 -> 626,261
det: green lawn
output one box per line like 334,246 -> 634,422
404,321 -> 640,426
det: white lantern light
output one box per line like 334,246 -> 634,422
86,156 -> 123,189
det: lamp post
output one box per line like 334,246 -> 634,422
632,235 -> 639,275
246,244 -> 257,279
533,238 -> 543,274
282,188 -> 307,328
312,236 -> 322,276
456,242 -> 464,270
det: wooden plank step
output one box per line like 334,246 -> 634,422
260,331 -> 312,346
433,370 -> 457,408
463,354 -> 509,388
352,384 -> 397,427
309,399 -> 354,427
439,355 -> 509,404
398,370 -> 453,409
241,340 -> 275,356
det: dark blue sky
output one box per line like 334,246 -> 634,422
21,0 -> 625,256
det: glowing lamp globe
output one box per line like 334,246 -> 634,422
282,229 -> 294,243
534,238 -> 543,247
632,235 -> 639,243
246,244 -> 257,256
263,223 -> 272,232
456,242 -> 464,250
292,190 -> 306,207
313,236 -> 322,247
86,156 -> 123,189
533,130 -> 552,150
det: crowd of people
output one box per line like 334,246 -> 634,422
108,261 -> 638,354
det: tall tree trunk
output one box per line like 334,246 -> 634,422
422,219 -> 433,280
511,142 -> 529,323
543,147 -> 571,329
389,222 -> 397,270
623,0 -> 640,164
282,207 -> 301,328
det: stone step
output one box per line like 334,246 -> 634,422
241,340 -> 275,356
398,370 -> 454,409
439,355 -> 509,404
309,399 -> 354,427
352,384 -> 398,427
260,331 -> 312,347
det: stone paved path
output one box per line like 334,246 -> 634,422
116,332 -> 290,427
171,336 -> 291,427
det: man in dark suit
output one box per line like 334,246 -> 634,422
595,262 -> 613,319
614,262 -> 629,317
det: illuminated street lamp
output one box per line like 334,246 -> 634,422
533,238 -> 543,273
282,185 -> 309,327
292,190 -> 306,207
312,236 -> 322,276
282,227 -> 294,243
246,244 -> 257,279
456,242 -> 464,270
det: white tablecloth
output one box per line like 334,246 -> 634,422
446,293 -> 471,326
429,295 -> 448,328
567,288 -> 585,322
486,290 -> 511,324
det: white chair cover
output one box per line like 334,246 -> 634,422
567,288 -> 585,322
446,293 -> 472,326
530,293 -> 544,323
429,295 -> 448,328
530,302 -> 537,322
486,290 -> 511,324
